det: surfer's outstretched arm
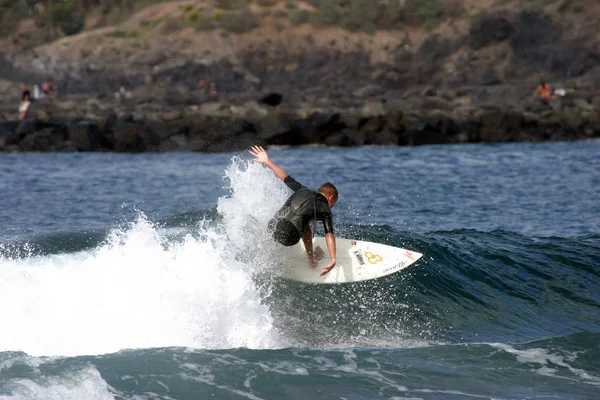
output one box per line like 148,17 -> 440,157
249,145 -> 288,181
320,232 -> 337,276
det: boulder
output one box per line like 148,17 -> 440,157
19,127 -> 67,151
478,109 -> 524,142
68,121 -> 111,151
113,124 -> 147,152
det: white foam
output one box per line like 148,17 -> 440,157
217,156 -> 289,259
1,364 -> 114,400
0,157 -> 287,357
493,343 -> 600,385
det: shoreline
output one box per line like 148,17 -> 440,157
1,86 -> 599,152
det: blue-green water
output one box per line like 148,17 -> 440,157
0,142 -> 599,399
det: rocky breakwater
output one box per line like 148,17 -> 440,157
1,85 -> 599,153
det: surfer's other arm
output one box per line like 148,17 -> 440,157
320,232 -> 337,276
249,145 -> 288,181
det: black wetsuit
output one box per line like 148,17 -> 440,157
270,175 -> 334,246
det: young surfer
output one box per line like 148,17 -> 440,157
249,145 -> 338,276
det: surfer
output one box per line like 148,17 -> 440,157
249,145 -> 338,276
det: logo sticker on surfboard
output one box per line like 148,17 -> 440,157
364,252 -> 383,264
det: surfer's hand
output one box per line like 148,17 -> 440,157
249,145 -> 270,164
308,258 -> 318,269
320,260 -> 336,276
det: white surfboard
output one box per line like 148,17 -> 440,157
280,237 -> 422,284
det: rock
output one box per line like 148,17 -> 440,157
478,109 -> 524,142
559,107 -> 584,132
361,101 -> 386,117
260,92 -> 283,107
159,109 -> 185,122
0,124 -> 13,136
469,12 -> 516,49
19,127 -> 67,151
230,101 -> 269,120
199,102 -> 230,116
421,96 -> 452,111
358,116 -> 386,134
572,98 -> 594,113
204,130 -> 261,153
324,131 -> 362,147
15,118 -> 46,136
353,85 -> 384,99
113,124 -> 147,152
257,112 -> 288,139
129,50 -> 167,67
364,129 -> 399,146
68,121 -> 110,151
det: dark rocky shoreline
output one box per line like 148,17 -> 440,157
1,85 -> 599,153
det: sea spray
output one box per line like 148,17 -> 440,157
0,211 -> 280,357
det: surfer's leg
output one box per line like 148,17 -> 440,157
272,219 -> 301,246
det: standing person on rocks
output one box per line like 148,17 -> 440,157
18,90 -> 32,120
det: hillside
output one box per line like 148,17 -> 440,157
1,0 -> 599,152
1,0 -> 598,99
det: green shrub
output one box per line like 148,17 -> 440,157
423,16 -> 440,31
340,0 -> 381,31
401,0 -> 441,30
418,0 -> 442,21
104,29 -> 139,38
50,0 -> 84,35
0,10 -> 19,37
255,0 -> 277,5
361,21 -> 377,35
62,18 -> 85,35
188,9 -> 200,24
215,0 -> 248,10
162,17 -> 185,34
419,0 -> 442,30
274,9 -> 288,18
195,14 -> 215,31
51,0 -> 75,22
311,2 -> 342,26
217,8 -> 259,33
377,0 -> 402,30
289,8 -> 311,25
184,4 -> 193,12
274,21 -> 285,31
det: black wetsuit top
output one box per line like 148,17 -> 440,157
270,175 -> 334,246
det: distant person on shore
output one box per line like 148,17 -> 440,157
33,81 -> 56,100
209,82 -> 217,97
18,90 -> 32,120
534,81 -> 557,101
249,145 -> 339,276
42,81 -> 56,99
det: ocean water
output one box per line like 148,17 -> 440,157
0,141 -> 598,400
